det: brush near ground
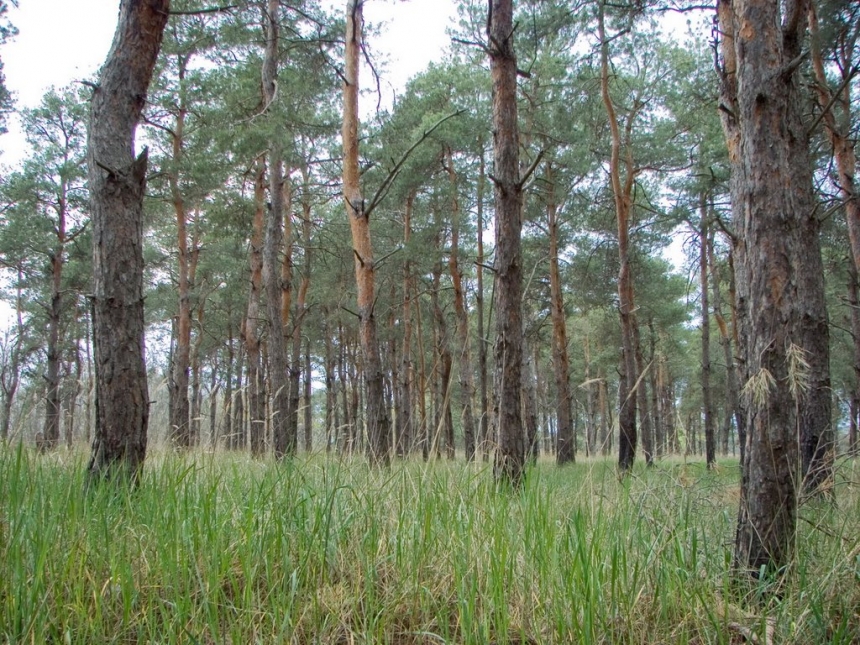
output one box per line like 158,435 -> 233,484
1,447 -> 858,643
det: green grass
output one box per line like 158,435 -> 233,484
1,446 -> 859,643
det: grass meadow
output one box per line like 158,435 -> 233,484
1,447 -> 859,644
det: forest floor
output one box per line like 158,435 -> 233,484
1,446 -> 859,644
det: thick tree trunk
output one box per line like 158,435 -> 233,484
342,0 -> 390,466
488,0 -> 526,486
719,0 -> 821,575
547,164 -> 574,465
446,147 -> 477,461
86,0 -> 169,486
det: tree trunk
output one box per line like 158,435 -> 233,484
223,318 -> 234,448
245,160 -> 265,456
475,144 -> 490,462
707,232 -> 741,456
42,195 -> 66,451
396,192 -> 415,457
262,0 -> 293,460
304,338 -> 312,452
718,0 -> 818,576
446,147 -> 477,461
547,163 -> 574,465
599,2 -> 638,472
699,211 -> 716,469
488,0 -> 525,486
848,263 -> 860,457
86,0 -> 169,486
342,0 -> 390,466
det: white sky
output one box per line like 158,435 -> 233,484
0,0 -> 460,166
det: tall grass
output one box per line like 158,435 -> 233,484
1,446 -> 858,643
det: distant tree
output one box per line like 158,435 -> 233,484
86,0 -> 170,486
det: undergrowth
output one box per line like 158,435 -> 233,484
1,446 -> 858,643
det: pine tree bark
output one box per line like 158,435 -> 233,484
42,164 -> 70,451
718,0 -> 824,575
599,1 -> 638,472
397,192 -> 416,457
342,0 -> 390,466
86,0 -> 169,486
488,0 -> 526,486
848,263 -> 860,456
475,144 -> 490,461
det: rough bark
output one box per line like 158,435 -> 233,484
489,0 -> 526,486
42,170 -> 68,451
342,0 -> 390,466
86,0 -> 169,486
848,263 -> 860,456
719,0 -> 822,576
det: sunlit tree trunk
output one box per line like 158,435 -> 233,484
342,0 -> 390,465
599,1 -> 638,472
86,0 -> 169,486
489,0 -> 526,485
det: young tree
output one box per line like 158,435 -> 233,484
86,0 -> 170,486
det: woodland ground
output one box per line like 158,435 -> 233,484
1,447 -> 859,644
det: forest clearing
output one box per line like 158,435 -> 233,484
2,447 -> 859,644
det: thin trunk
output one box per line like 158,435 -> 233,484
396,192 -> 415,457
633,322 -> 653,466
245,159 -> 265,455
304,338 -> 312,452
699,211 -> 716,469
190,296 -> 205,446
599,2 -> 638,472
223,318 -> 234,448
445,147 -> 477,461
233,339 -> 245,450
476,144 -> 490,462
848,263 -> 860,457
169,54 -> 192,448
43,171 -> 69,451
342,0 -> 389,465
547,163 -> 574,465
87,0 -> 168,486
262,0 -> 292,459
707,232 -> 741,456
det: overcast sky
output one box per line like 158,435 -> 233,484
0,0 -> 460,166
